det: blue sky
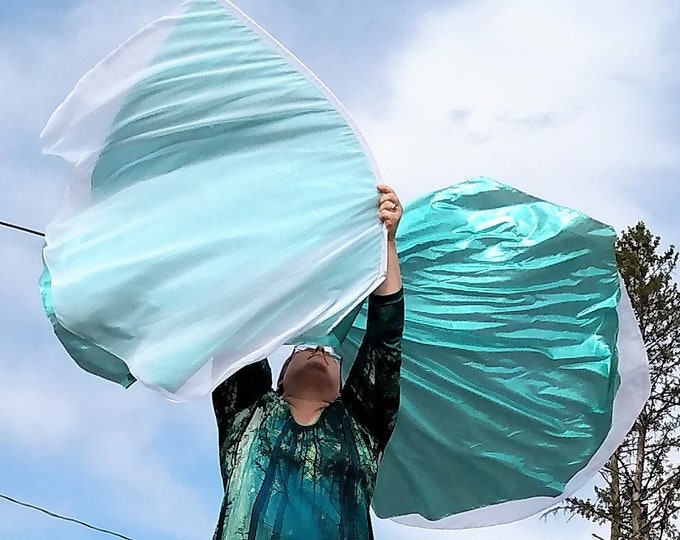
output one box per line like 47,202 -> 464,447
1,0 -> 679,539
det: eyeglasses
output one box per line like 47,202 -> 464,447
291,344 -> 342,365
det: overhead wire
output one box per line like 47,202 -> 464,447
0,492 -> 136,540
0,220 -> 45,238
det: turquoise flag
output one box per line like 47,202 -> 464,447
338,178 -> 649,527
40,0 -> 386,401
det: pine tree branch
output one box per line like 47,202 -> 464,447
546,498 -> 632,532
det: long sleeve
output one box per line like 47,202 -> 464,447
212,359 -> 272,454
342,288 -> 404,451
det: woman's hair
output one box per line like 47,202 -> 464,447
275,352 -> 295,395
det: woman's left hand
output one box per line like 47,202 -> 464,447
377,184 -> 403,242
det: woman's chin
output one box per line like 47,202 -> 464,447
288,377 -> 338,400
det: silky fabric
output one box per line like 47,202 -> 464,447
337,178 -> 650,528
39,0 -> 385,400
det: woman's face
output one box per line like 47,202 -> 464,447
280,346 -> 341,402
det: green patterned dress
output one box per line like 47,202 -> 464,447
212,290 -> 404,540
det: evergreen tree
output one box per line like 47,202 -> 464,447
550,222 -> 680,540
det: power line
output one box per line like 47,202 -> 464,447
0,493 -> 136,540
0,220 -> 45,238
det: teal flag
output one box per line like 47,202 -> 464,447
338,178 -> 649,527
40,0 -> 386,401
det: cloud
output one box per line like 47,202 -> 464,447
0,313 -> 218,539
355,0 -> 680,242
78,391 -> 218,539
0,345 -> 218,540
0,363 -> 77,452
235,0 -> 448,108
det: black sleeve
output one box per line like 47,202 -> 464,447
212,359 -> 272,451
342,289 -> 404,450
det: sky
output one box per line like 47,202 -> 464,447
1,0 -> 679,539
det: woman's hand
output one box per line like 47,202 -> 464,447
377,184 -> 403,242
374,184 -> 403,295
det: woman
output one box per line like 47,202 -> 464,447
212,185 -> 404,540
